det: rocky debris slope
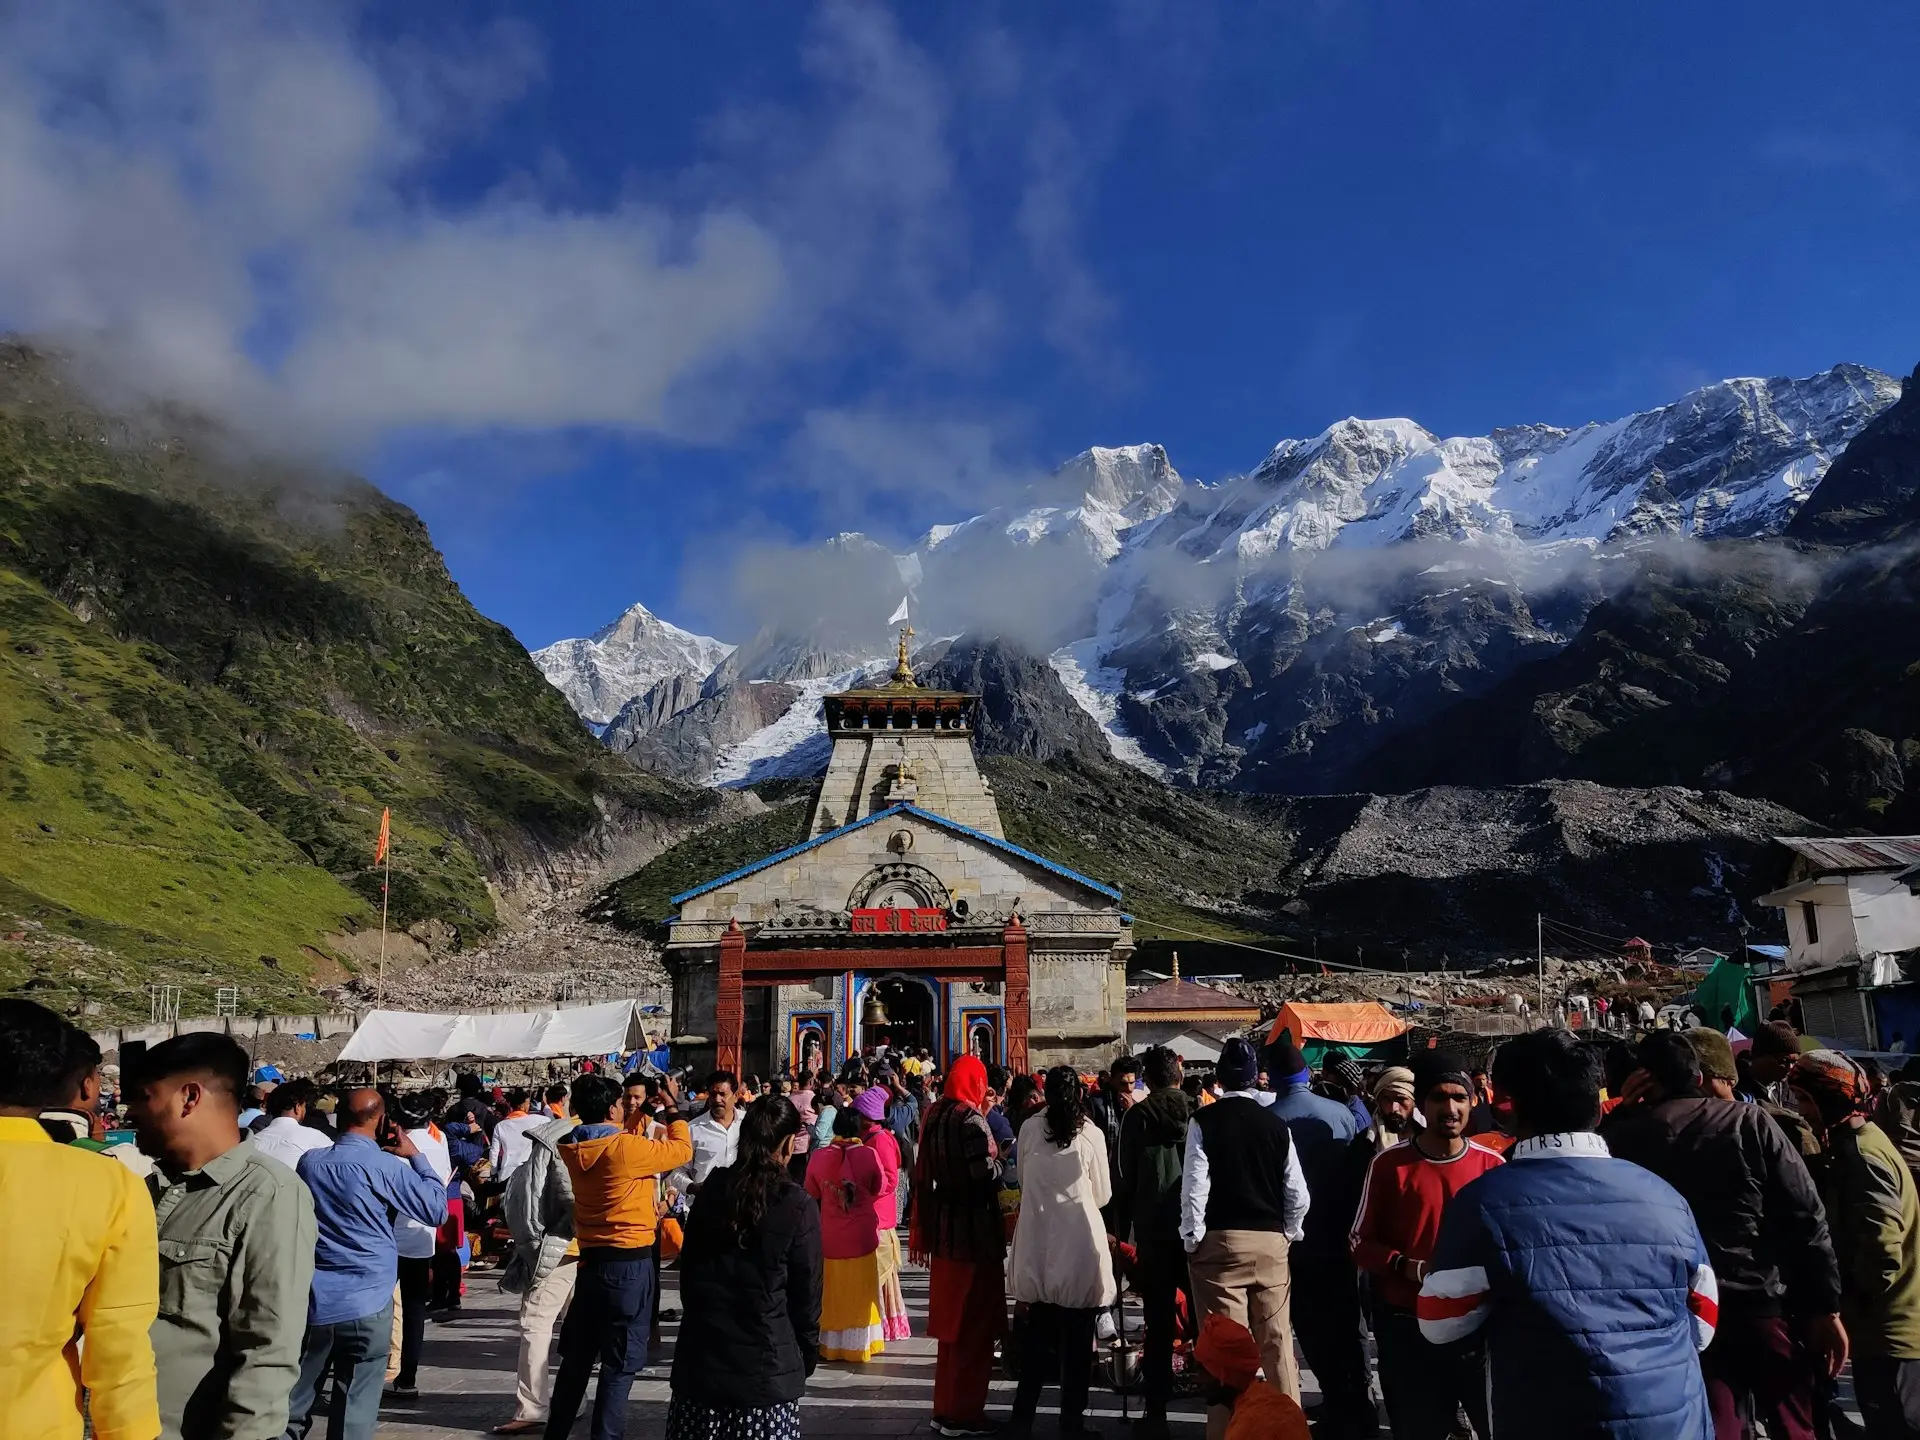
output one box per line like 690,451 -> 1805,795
1231,781 -> 1808,964
327,885 -> 671,1015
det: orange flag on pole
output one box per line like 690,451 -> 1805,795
374,808 -> 390,865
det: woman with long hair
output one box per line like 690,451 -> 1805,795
1005,1066 -> 1116,1439
805,1104 -> 887,1361
667,1096 -> 822,1440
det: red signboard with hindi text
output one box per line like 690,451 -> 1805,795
850,907 -> 948,934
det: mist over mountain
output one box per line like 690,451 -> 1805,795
542,362 -> 1914,827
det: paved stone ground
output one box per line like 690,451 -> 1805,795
376,1262 -> 1225,1439
372,1261 -> 1869,1439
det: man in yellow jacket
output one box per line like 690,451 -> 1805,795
0,999 -> 160,1440
543,1071 -> 693,1440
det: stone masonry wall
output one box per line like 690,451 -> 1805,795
679,811 -> 1092,923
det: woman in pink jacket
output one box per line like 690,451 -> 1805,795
855,1085 -> 912,1341
805,1106 -> 887,1361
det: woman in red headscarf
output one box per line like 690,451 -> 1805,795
910,1054 -> 1006,1437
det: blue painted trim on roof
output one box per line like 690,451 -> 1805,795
900,805 -> 1123,901
668,802 -> 1122,906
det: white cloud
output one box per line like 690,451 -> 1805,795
0,0 -> 1159,492
0,3 -> 793,449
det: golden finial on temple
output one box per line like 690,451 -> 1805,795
891,621 -> 916,685
1172,950 -> 1181,981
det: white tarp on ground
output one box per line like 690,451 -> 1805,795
337,999 -> 648,1062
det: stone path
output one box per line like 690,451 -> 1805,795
372,1260 -> 1869,1439
377,1262 -> 1223,1439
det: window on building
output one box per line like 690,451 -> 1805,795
1802,902 -> 1820,945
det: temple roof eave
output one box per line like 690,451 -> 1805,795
667,802 -> 1123,907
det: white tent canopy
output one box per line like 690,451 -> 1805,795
337,999 -> 650,1062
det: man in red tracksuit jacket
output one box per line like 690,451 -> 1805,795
1350,1051 -> 1504,1440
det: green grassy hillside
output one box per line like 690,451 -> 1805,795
0,344 -> 718,1020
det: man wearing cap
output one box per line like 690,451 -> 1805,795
1179,1035 -> 1310,1436
1790,1049 -> 1920,1434
1368,1067 -> 1420,1153
1604,1032 -> 1844,1440
1262,1030 -> 1374,1438
1350,1052 -> 1503,1440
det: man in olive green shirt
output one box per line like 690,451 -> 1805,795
1792,1049 -> 1920,1432
129,1033 -> 316,1440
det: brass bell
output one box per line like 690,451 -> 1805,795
862,989 -> 890,1027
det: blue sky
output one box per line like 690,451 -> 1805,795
2,3 -> 1916,648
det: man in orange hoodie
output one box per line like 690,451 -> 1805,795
543,1072 -> 693,1440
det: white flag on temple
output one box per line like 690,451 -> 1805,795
888,595 -> 910,625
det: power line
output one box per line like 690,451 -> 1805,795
1538,912 -> 1638,947
1138,918 -> 1402,975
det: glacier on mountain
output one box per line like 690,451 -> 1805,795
531,364 -> 1899,788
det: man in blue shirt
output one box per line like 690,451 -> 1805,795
287,1088 -> 448,1440
1263,1031 -> 1376,1438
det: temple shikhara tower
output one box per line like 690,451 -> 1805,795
664,628 -> 1134,1076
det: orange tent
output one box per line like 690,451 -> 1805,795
1266,1001 -> 1408,1063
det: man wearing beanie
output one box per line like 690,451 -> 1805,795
1603,1033 -> 1844,1440
1260,1031 -> 1375,1438
1180,1035 -> 1309,1438
1349,1051 -> 1503,1439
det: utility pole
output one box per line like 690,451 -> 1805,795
1537,913 -> 1546,1028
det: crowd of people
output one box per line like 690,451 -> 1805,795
12,991 -> 1920,1440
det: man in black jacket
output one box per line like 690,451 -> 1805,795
1116,1046 -> 1194,1440
1602,1031 -> 1847,1440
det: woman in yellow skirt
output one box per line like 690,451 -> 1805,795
805,1106 -> 887,1360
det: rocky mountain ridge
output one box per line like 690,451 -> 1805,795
540,363 -> 1905,816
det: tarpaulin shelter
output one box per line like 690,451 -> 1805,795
1690,956 -> 1759,1037
1266,1001 -> 1410,1067
338,999 -> 651,1063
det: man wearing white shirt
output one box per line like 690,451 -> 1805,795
685,1069 -> 742,1192
253,1079 -> 333,1169
1178,1036 -> 1310,1423
392,1105 -> 453,1397
489,1089 -> 543,1184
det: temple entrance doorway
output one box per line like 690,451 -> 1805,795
860,974 -> 936,1058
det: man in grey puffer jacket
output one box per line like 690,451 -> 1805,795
494,1107 -> 578,1434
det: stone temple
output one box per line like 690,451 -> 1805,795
664,630 -> 1134,1077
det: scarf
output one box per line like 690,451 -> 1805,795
909,1097 -> 1002,1266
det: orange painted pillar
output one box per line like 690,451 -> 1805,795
1003,916 -> 1030,1074
717,919 -> 745,1075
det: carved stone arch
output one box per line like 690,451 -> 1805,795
847,861 -> 952,911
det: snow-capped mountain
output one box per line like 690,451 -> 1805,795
534,364 -> 1902,791
1152,364 -> 1897,562
532,603 -> 733,728
921,443 -> 1184,564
